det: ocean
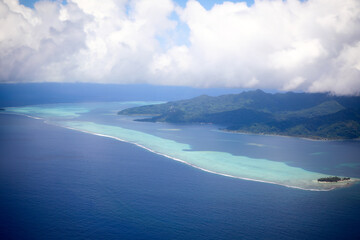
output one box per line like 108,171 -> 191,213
1,102 -> 360,239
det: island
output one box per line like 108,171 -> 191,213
318,177 -> 351,182
118,90 -> 360,140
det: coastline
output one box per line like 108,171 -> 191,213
51,124 -> 342,192
2,111 -> 358,191
221,129 -> 359,142
139,119 -> 359,142
59,124 -> 360,191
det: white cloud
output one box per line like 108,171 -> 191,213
152,0 -> 360,94
0,0 -> 359,95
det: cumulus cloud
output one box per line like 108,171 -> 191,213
0,0 -> 360,95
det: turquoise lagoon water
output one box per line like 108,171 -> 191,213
6,102 -> 360,191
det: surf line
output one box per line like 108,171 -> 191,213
1,111 -> 43,120
59,124 -> 334,192
2,111 -> 341,192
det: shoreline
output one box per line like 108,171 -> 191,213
58,124 -> 360,191
55,125 -> 340,192
144,119 -> 359,142
221,129 -> 360,142
2,111 -> 358,191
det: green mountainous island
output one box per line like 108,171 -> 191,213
119,90 -> 360,140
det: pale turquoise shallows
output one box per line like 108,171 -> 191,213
62,121 -> 353,191
6,102 -> 163,119
6,106 -> 89,118
5,103 -> 358,191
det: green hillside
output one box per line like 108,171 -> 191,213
118,90 -> 360,140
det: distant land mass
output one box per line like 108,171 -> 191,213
118,90 -> 360,140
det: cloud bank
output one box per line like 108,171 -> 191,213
1,0 -> 360,95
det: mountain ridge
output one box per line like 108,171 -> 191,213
118,90 -> 360,140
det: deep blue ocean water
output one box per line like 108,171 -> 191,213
1,112 -> 360,239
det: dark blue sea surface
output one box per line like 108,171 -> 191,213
1,113 -> 360,239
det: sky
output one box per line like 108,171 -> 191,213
1,0 -> 360,95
